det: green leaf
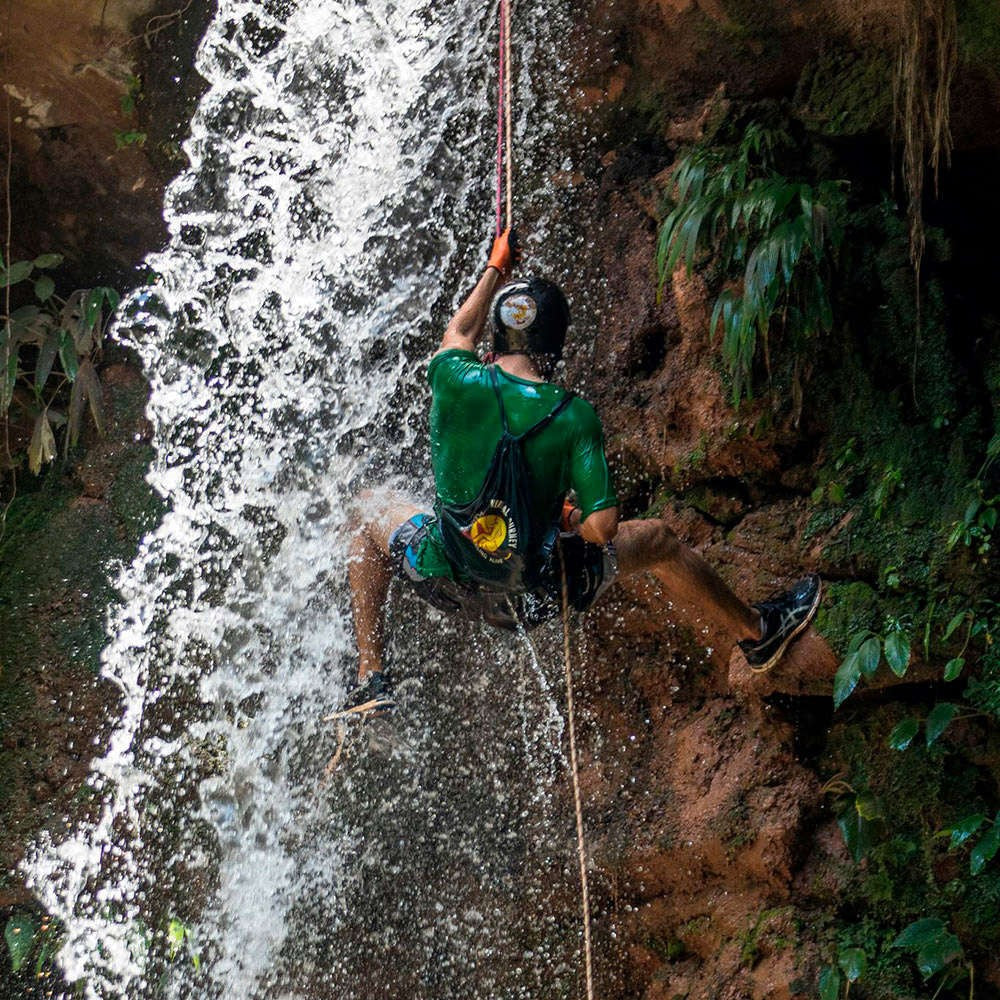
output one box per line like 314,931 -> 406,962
858,636 -> 881,678
943,612 -> 967,640
926,702 -> 958,746
35,330 -> 60,392
893,918 -> 963,978
34,275 -> 55,302
83,288 -> 105,331
855,791 -> 883,821
846,630 -> 870,656
97,286 -> 120,313
5,914 -> 38,973
76,360 -> 105,437
915,934 -> 963,979
949,814 -> 986,850
894,917 -> 946,950
971,817 -> 1000,875
0,260 -> 33,286
819,965 -> 841,1000
32,253 -> 63,269
838,947 -> 867,982
888,717 -> 919,751
884,631 -> 910,677
833,651 -> 862,710
58,329 -> 79,382
167,918 -> 187,960
944,657 -> 965,682
838,804 -> 874,862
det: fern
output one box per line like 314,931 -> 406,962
656,123 -> 847,403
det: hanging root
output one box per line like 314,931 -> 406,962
892,0 -> 957,385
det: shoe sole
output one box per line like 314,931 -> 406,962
748,579 -> 823,674
323,697 -> 396,721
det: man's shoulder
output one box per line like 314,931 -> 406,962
427,348 -> 482,385
562,392 -> 603,435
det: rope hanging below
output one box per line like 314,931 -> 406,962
495,0 -> 514,235
560,547 -> 596,1000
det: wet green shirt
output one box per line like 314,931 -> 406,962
417,349 -> 617,579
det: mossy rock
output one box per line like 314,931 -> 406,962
813,581 -> 880,655
796,47 -> 894,137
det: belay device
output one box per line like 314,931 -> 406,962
436,366 -> 573,590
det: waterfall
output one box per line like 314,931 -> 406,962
22,1 -> 591,997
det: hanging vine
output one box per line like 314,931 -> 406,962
892,0 -> 957,397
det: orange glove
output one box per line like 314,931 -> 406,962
561,498 -> 580,533
487,227 -> 520,278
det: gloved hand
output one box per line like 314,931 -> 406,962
487,226 -> 520,278
560,498 -> 581,533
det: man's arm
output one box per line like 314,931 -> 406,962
436,228 -> 516,355
579,506 -> 619,545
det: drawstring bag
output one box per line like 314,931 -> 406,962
436,366 -> 573,591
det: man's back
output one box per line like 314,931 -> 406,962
427,349 -> 617,536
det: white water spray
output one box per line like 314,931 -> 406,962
23,2 -> 587,998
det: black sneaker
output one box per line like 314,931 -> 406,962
737,574 -> 822,674
330,671 -> 396,719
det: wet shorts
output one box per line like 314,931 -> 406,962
388,513 -> 617,631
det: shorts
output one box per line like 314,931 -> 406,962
388,512 -> 618,631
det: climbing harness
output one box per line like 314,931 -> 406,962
559,545 -> 596,1000
496,0 -> 514,235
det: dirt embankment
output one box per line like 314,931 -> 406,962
0,0 -> 215,920
557,2 -> 1000,998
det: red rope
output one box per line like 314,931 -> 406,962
495,0 -> 507,237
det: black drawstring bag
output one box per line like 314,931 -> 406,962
436,366 -> 574,591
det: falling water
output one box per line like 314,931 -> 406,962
22,1 -> 595,997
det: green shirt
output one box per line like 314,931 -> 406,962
416,349 -> 617,579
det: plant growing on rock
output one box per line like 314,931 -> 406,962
1,253 -> 118,475
656,122 -> 847,403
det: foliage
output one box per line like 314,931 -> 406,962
945,433 -> 1000,559
833,623 -> 911,710
1,253 -> 118,474
167,916 -> 201,971
656,122 -> 847,403
3,911 -> 62,978
891,917 -> 964,981
114,74 -> 148,150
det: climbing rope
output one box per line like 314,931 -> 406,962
495,0 -> 514,235
559,546 -> 596,1000
494,5 -> 594,991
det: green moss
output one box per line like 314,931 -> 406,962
814,581 -> 880,655
109,446 -> 165,538
795,47 -> 894,137
646,934 -> 688,963
958,0 -> 1000,67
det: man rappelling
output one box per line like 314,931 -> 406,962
342,229 -> 822,715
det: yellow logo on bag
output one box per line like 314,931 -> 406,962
468,513 -> 508,552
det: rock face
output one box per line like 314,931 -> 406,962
556,2 -> 1000,997
1,0 -> 999,997
2,0 -> 212,283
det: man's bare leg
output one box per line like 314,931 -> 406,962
348,490 -> 422,679
613,519 -> 761,655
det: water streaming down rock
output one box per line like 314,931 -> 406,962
22,1 -> 591,997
